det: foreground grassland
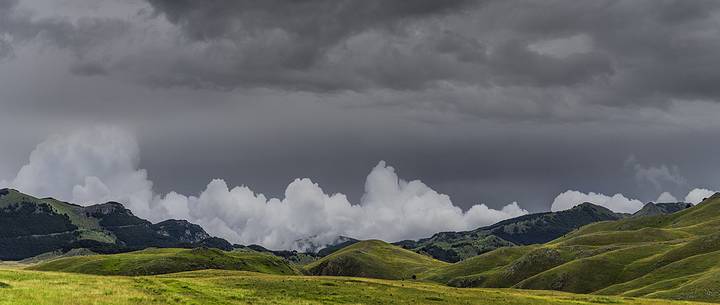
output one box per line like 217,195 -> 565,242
0,267 -> 709,305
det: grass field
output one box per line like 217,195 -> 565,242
0,266 -> 710,305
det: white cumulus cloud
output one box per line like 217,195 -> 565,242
5,127 -> 528,250
7,126 -> 159,217
685,188 -> 717,204
655,192 -> 678,203
551,190 -> 645,213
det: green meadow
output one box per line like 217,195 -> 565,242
0,266 -> 708,305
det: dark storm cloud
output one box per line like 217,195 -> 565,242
141,0 -> 615,91
0,0 -> 130,60
147,0 -> 474,42
131,0 -> 720,113
138,0 -> 480,91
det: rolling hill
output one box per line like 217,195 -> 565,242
304,240 -> 448,279
0,189 -> 232,260
418,193 -> 720,303
28,247 -> 300,276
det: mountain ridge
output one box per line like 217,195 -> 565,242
0,188 -> 232,260
395,202 -> 629,262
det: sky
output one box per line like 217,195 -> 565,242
1,0 -> 720,250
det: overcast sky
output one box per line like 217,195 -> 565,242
2,0 -> 720,247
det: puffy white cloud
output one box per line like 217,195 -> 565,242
6,127 -> 528,250
685,188 -> 717,205
8,126 -> 159,218
151,161 -> 529,250
655,192 -> 678,203
551,190 -> 644,214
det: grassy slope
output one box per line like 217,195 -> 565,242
422,194 -> 720,303
420,245 -> 536,283
28,248 -> 300,276
0,267 -> 709,305
305,240 -> 448,280
0,190 -> 115,244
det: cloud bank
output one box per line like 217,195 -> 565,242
2,127 -> 527,250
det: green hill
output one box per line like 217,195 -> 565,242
0,189 -> 232,260
395,202 -> 628,262
28,248 -> 300,276
304,240 -> 448,279
421,193 -> 720,303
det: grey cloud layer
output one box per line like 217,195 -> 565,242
141,0 -> 720,107
0,0 -> 130,60
3,0 -> 720,114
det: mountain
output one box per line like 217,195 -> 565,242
419,193 -> 720,303
304,240 -> 448,280
0,188 -> 232,260
632,202 -> 693,218
396,202 -> 624,262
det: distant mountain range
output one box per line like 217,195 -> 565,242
395,201 -> 692,262
0,188 -> 693,263
0,188 -> 231,260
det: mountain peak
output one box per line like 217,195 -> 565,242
573,202 -> 603,210
633,201 -> 692,218
83,201 -> 134,219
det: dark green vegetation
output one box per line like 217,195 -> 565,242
305,240 -> 448,279
0,189 -> 232,260
414,194 -> 720,303
396,202 -> 626,262
28,248 -> 299,276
